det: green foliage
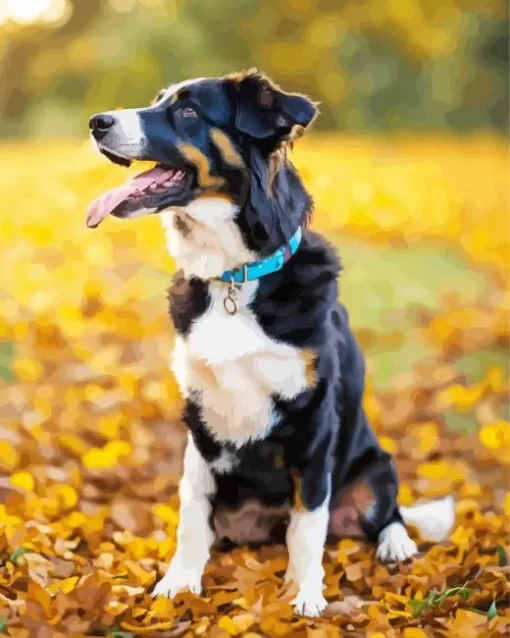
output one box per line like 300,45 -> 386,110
494,545 -> 509,567
487,600 -> 498,620
410,586 -> 475,617
0,0 -> 507,137
0,342 -> 14,382
8,547 -> 31,564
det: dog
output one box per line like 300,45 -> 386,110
86,69 -> 455,616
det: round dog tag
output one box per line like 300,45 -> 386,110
223,296 -> 237,315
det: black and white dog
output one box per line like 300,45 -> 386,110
87,70 -> 454,616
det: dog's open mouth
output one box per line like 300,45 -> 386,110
85,158 -> 193,228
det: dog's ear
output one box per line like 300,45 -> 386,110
233,70 -> 318,142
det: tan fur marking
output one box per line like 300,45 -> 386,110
169,88 -> 190,105
194,192 -> 234,202
210,128 -> 245,168
151,89 -> 165,105
291,470 -> 307,512
191,359 -> 219,390
177,143 -> 225,189
328,481 -> 376,539
213,499 -> 289,544
173,213 -> 191,236
301,349 -> 317,388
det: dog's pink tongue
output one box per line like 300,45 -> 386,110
85,166 -> 172,228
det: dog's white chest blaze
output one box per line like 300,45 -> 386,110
172,281 -> 314,446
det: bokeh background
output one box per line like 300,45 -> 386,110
0,1 -> 509,636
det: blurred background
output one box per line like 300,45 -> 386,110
0,0 -> 508,136
0,1 -> 509,635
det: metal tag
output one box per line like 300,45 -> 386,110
223,295 -> 238,315
223,278 -> 238,315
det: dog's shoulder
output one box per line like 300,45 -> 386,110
251,229 -> 342,349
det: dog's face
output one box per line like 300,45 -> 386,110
87,70 -> 317,276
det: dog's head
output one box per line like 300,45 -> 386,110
87,70 -> 317,278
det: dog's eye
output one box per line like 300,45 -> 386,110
181,107 -> 198,118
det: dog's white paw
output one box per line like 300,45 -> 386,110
151,560 -> 203,598
291,587 -> 328,617
376,522 -> 418,563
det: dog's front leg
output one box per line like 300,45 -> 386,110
285,495 -> 330,616
152,435 -> 214,598
284,422 -> 334,618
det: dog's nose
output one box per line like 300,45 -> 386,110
89,113 -> 115,140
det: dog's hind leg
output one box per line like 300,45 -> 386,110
376,520 -> 418,562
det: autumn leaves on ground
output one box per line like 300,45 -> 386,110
0,135 -> 508,637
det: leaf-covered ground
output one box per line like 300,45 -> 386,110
0,135 -> 508,637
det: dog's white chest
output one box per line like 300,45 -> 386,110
172,281 -> 312,446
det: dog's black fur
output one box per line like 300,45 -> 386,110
170,220 -> 403,543
88,70 -> 432,612
157,71 -> 404,542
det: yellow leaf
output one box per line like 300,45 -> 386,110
218,616 -> 239,635
384,592 -> 408,605
387,610 -> 412,619
0,441 -> 19,472
479,421 -> 510,450
125,561 -> 155,586
106,600 -> 129,616
417,459 -> 448,480
48,576 -> 79,595
151,594 -> 175,618
47,484 -> 78,510
403,629 -> 428,638
379,436 -> 397,454
97,412 -> 123,439
503,492 -> 510,517
398,482 -> 414,507
231,613 -> 255,633
10,471 -> 35,492
153,503 -> 179,525
14,357 -> 43,381
58,434 -> 87,456
437,383 -> 483,411
82,440 -> 132,469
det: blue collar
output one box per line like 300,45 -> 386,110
219,226 -> 303,284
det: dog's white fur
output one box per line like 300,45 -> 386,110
154,198 -> 333,613
161,198 -> 254,280
285,496 -> 330,615
152,197 -> 455,615
97,108 -> 147,158
401,496 -> 455,542
376,521 -> 418,562
152,435 -> 214,598
98,79 -> 206,162
171,278 -> 313,447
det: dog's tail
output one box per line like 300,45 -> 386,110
400,495 -> 456,542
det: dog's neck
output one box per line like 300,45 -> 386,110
160,151 -> 312,282
160,197 -> 256,281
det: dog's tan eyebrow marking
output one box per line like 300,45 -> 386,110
210,128 -> 245,168
151,88 -> 166,105
169,88 -> 191,105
